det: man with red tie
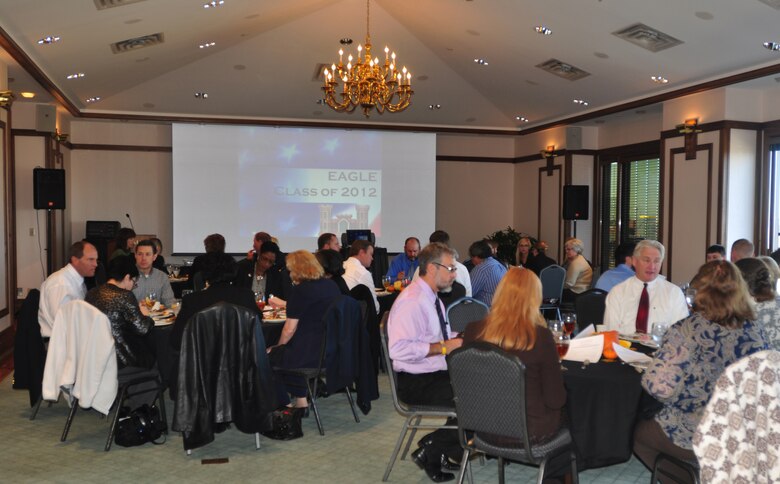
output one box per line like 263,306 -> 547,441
603,240 -> 689,335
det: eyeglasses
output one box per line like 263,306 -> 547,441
433,262 -> 458,273
131,277 -> 139,289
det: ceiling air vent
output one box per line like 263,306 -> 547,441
535,59 -> 590,81
94,0 -> 147,10
110,33 -> 164,54
612,23 -> 683,53
758,0 -> 780,10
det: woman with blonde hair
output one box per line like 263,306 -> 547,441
635,260 -> 768,479
462,267 -> 566,443
268,250 -> 340,408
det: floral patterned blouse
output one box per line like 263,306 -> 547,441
641,312 -> 768,449
755,295 -> 780,350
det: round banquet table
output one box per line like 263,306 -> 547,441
562,359 -> 660,470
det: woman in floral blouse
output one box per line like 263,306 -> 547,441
634,260 -> 768,477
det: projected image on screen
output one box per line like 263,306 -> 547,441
172,124 -> 435,254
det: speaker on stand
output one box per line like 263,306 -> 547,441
33,168 -> 66,275
562,185 -> 589,238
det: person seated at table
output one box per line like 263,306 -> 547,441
149,237 -> 168,274
315,249 -> 350,295
108,227 -> 136,262
132,240 -> 176,307
267,250 -> 341,409
635,260 -> 768,478
246,231 -> 272,260
759,255 -> 780,293
317,232 -> 341,252
235,241 -> 291,300
343,239 -> 380,314
515,236 -> 535,268
170,252 -> 258,352
190,233 -> 226,289
736,257 -> 780,350
463,267 -> 566,444
604,240 -> 689,335
85,256 -> 156,370
730,238 -> 754,263
387,236 -> 421,281
595,239 -> 637,292
561,238 -> 592,303
526,240 -> 557,276
469,239 -> 507,306
705,243 -> 725,262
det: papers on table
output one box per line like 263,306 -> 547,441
612,343 -> 652,365
575,324 -> 595,339
562,333 -> 603,362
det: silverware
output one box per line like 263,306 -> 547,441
581,359 -> 591,370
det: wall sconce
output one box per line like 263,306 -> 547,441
541,145 -> 557,176
0,90 -> 14,107
55,131 -> 69,143
676,118 -> 702,160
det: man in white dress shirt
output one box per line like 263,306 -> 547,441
38,241 -> 98,337
604,240 -> 689,335
342,239 -> 379,314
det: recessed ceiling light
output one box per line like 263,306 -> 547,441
651,75 -> 669,84
37,35 -> 60,45
515,116 -> 529,122
203,0 -> 224,8
473,58 -> 489,66
573,99 -> 589,106
694,11 -> 714,21
199,41 -> 216,49
340,38 -> 353,45
764,41 -> 780,51
534,26 -> 552,35
20,92 -> 35,99
428,104 -> 441,110
85,96 -> 101,103
194,92 -> 209,99
66,73 -> 85,79
594,52 -> 609,59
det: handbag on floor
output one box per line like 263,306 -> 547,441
261,407 -> 304,441
115,404 -> 167,447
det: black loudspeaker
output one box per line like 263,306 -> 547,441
33,168 -> 66,210
563,185 -> 589,220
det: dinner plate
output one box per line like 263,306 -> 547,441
263,311 -> 286,323
152,312 -> 176,326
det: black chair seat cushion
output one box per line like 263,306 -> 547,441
472,427 -> 573,464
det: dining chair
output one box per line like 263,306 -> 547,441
573,288 -> 607,332
41,300 -> 167,451
540,264 -> 566,320
379,314 -> 458,482
274,295 -> 363,436
447,342 -> 578,484
446,297 -> 489,333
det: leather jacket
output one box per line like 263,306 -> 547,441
172,302 -> 278,450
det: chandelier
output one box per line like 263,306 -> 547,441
321,0 -> 413,117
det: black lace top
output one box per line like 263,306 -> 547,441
85,283 -> 156,369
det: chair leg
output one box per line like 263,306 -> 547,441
536,457 -> 548,484
30,394 -> 44,421
105,383 -> 131,451
344,387 -> 360,423
570,450 -> 579,484
255,432 -> 261,450
498,456 -> 505,484
154,382 -> 168,435
382,415 -> 413,482
456,449 -> 471,484
61,397 -> 79,442
306,378 -> 324,436
402,415 -> 422,460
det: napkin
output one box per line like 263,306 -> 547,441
612,342 -> 652,364
562,334 -> 604,362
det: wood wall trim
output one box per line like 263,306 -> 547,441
667,143 -> 714,282
0,324 -> 15,367
0,121 -> 9,327
11,129 -> 48,137
659,137 -> 666,247
436,155 -> 515,163
68,143 -> 173,153
537,165 -> 563,261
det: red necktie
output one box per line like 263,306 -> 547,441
636,283 -> 649,333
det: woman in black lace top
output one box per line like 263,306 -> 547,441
85,256 -> 156,369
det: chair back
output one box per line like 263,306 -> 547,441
13,289 -> 46,405
379,313 -> 406,413
192,272 -> 206,291
540,264 -> 566,302
446,297 -> 490,333
447,342 -> 534,462
574,288 -> 607,331
322,295 -> 365,392
439,281 -> 467,309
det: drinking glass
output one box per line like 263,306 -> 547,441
548,320 -> 568,370
562,313 -> 577,337
166,264 -> 174,275
651,322 -> 669,345
172,265 -> 181,278
381,276 -> 392,291
402,277 -> 411,288
255,292 -> 266,311
145,291 -> 158,308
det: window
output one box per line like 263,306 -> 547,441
599,157 -> 661,268
766,143 -> 780,252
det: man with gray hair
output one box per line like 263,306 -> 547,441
730,238 -> 754,263
604,240 -> 688,335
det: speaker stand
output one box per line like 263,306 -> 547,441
572,220 -> 577,239
46,209 -> 55,276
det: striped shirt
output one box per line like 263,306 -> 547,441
470,257 -> 507,306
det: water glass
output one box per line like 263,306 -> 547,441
651,322 -> 669,345
172,265 -> 181,278
381,276 -> 392,291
